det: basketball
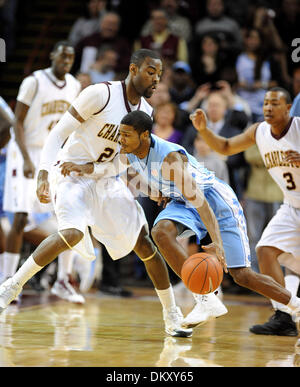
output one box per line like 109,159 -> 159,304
181,252 -> 223,294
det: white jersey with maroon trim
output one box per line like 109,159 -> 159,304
57,81 -> 153,165
255,117 -> 300,208
20,68 -> 81,148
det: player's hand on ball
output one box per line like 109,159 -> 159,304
189,109 -> 207,132
202,242 -> 228,273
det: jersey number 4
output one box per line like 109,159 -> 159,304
283,172 -> 296,190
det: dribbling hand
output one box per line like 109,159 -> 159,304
202,242 -> 228,273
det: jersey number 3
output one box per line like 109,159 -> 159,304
283,172 -> 296,190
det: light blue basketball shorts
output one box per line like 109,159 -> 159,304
154,178 -> 251,269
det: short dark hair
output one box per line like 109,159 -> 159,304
52,40 -> 74,53
121,111 -> 153,135
268,87 -> 292,104
130,49 -> 161,67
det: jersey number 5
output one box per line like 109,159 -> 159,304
97,147 -> 114,162
283,172 -> 296,190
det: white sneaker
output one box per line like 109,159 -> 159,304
163,306 -> 193,337
0,278 -> 23,312
51,276 -> 85,304
182,292 -> 228,329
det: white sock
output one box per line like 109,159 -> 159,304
3,252 -> 20,278
13,255 -> 43,287
270,299 -> 291,314
287,295 -> 300,311
57,249 -> 74,280
285,274 -> 300,296
155,287 -> 177,311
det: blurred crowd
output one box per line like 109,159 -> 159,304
1,0 -> 300,296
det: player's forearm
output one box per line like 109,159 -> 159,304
196,199 -> 223,249
14,121 -> 31,161
197,126 -> 231,155
39,111 -> 80,173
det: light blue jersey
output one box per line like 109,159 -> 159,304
127,134 -> 215,203
127,134 -> 251,269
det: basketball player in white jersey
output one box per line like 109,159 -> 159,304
3,41 -> 85,304
0,49 -> 193,337
190,87 -> 300,336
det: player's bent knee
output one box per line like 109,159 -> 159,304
134,232 -> 156,259
229,267 -> 251,288
151,220 -> 176,246
13,212 -> 28,233
58,228 -> 83,249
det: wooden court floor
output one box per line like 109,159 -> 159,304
0,288 -> 299,367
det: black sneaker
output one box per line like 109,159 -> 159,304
249,310 -> 298,336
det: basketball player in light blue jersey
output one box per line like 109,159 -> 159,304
118,110 -> 300,329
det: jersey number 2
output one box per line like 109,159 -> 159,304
283,172 -> 296,190
97,147 -> 114,162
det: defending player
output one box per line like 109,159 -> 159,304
190,87 -> 300,336
115,109 -> 300,330
2,41 -> 84,303
0,49 -> 193,337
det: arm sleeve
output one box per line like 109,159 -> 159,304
17,76 -> 38,106
71,83 -> 109,120
39,111 -> 82,172
39,84 -> 109,173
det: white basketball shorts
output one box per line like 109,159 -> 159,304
50,164 -> 148,261
3,140 -> 53,213
256,203 -> 300,260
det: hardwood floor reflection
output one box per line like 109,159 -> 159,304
0,290 -> 298,367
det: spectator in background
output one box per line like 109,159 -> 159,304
290,67 -> 300,117
134,8 -> 189,65
152,101 -> 183,144
274,0 -> 300,77
0,0 -> 18,56
182,92 -> 248,198
236,28 -> 276,122
68,0 -> 107,47
75,72 -> 92,90
193,132 -> 229,184
190,33 -> 226,86
75,12 -> 131,76
194,0 -> 243,62
183,77 -> 251,128
253,5 -> 292,89
169,61 -> 195,106
148,81 -> 190,133
140,0 -> 192,42
88,46 -> 117,83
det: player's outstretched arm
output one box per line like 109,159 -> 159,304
161,152 -> 227,272
190,108 -> 258,156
